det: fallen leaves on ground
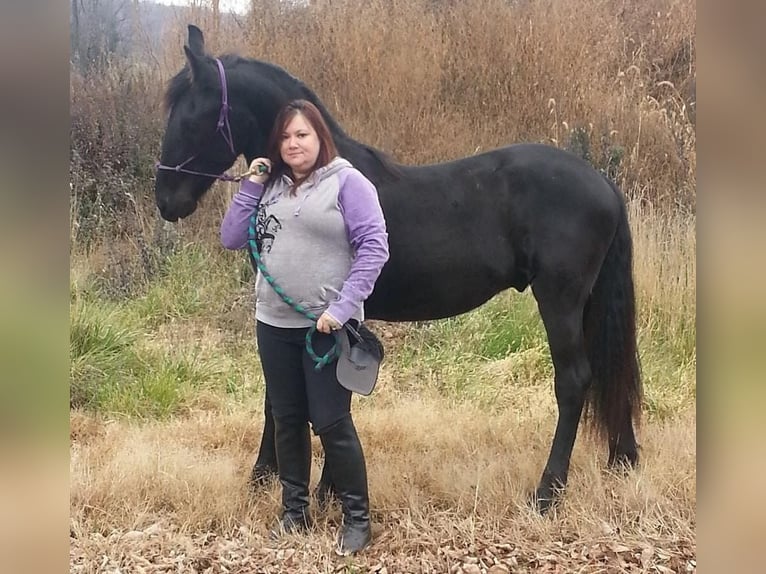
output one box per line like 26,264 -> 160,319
70,522 -> 695,573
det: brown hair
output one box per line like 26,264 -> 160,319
266,99 -> 338,192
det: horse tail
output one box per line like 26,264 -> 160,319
583,180 -> 642,443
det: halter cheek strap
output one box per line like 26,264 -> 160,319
215,58 -> 236,156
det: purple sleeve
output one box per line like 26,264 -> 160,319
325,169 -> 390,325
220,179 -> 264,250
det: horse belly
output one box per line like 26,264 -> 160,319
365,253 -> 521,322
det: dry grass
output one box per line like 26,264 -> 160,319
68,205 -> 696,572
70,396 -> 695,573
629,200 -> 696,419
93,0 -> 695,227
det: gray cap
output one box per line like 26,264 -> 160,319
335,323 -> 383,396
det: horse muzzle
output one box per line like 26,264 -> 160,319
156,191 -> 198,222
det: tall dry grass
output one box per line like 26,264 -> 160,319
630,201 -> 696,417
70,0 -> 695,251
230,0 -> 696,196
70,399 -> 695,571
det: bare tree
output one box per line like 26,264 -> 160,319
70,0 -> 131,73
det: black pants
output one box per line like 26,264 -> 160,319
256,321 -> 352,434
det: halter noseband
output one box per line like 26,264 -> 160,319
155,58 -> 243,182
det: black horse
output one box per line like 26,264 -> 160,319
155,25 -> 641,512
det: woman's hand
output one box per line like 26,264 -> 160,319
316,312 -> 342,334
248,158 -> 272,184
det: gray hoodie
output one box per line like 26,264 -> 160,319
220,157 -> 389,328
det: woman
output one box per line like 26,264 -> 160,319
220,99 -> 389,555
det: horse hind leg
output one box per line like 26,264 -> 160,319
249,393 -> 279,489
531,280 -> 592,513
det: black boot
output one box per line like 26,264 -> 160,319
319,416 -> 372,555
272,416 -> 312,535
314,460 -> 337,510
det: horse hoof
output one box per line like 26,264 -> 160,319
533,493 -> 554,514
608,446 -> 639,470
249,464 -> 278,490
530,484 -> 562,515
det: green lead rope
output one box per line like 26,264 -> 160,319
248,214 -> 341,371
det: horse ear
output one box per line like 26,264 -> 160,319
187,25 -> 205,57
184,25 -> 213,85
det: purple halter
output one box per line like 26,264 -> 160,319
155,58 -> 242,182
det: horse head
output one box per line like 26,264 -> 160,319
155,25 -> 261,221
155,25 -> 393,221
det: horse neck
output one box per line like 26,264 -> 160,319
334,135 -> 398,180
234,61 -> 399,181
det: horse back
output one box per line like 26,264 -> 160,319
364,143 -> 623,321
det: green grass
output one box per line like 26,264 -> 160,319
387,286 -> 694,417
638,312 -> 697,420
98,353 -> 223,418
70,296 -> 140,410
70,249 -> 241,417
125,244 -> 247,327
70,241 -> 695,421
70,298 -> 226,417
388,291 -> 553,408
398,291 -> 546,365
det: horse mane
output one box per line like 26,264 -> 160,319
164,67 -> 190,113
235,57 -> 401,178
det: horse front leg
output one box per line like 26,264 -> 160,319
533,288 -> 592,513
250,393 -> 278,487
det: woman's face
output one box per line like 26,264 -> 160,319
280,112 -> 320,179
